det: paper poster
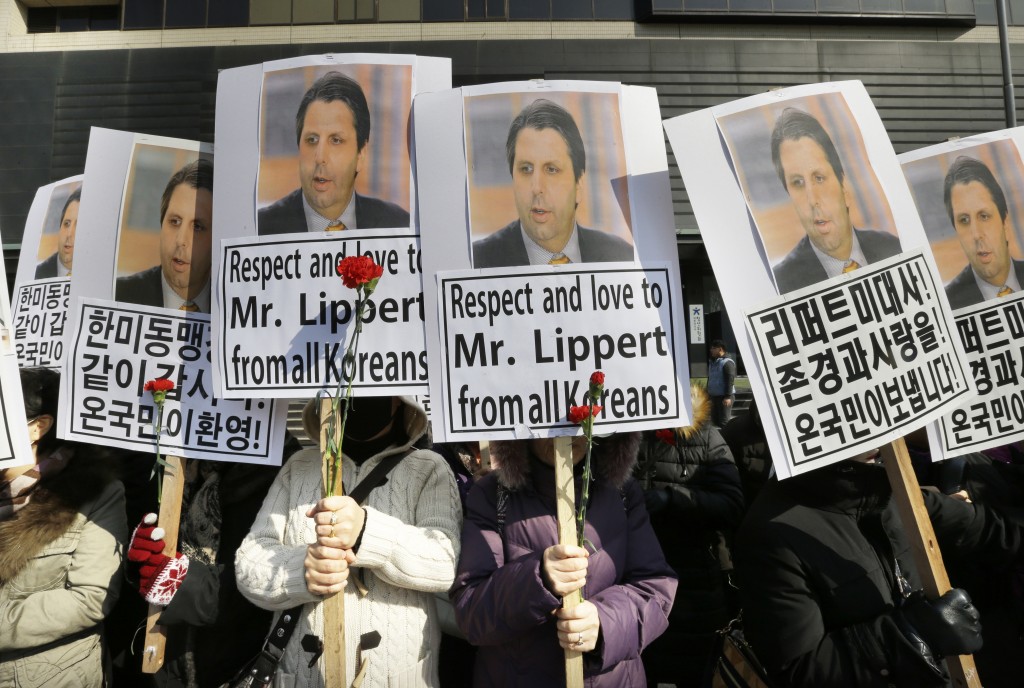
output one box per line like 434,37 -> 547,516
900,129 -> 1024,458
212,54 -> 451,398
417,80 -> 690,442
11,176 -> 81,368
0,244 -> 33,468
664,81 -> 973,477
60,127 -> 285,465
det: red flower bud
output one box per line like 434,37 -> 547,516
590,371 -> 605,387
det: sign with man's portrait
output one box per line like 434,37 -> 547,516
900,131 -> 1024,459
665,81 -> 973,478
212,54 -> 451,399
60,127 -> 285,464
417,80 -> 690,443
12,175 -> 82,368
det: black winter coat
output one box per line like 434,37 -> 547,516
735,461 -> 1021,688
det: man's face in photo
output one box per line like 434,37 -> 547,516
160,183 -> 213,299
512,127 -> 582,253
298,99 -> 367,221
778,136 -> 855,260
58,199 -> 78,271
950,180 -> 1013,286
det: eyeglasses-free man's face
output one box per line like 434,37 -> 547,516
778,136 -> 855,261
950,180 -> 1013,288
511,127 -> 583,254
298,99 -> 368,221
58,200 -> 78,271
159,184 -> 212,300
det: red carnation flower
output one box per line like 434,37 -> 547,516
655,429 -> 676,447
144,379 -> 175,393
590,371 -> 605,387
568,405 -> 592,425
336,255 -> 384,290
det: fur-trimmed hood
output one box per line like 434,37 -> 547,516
489,432 -> 641,492
679,383 -> 712,441
0,451 -> 118,583
301,395 -> 428,449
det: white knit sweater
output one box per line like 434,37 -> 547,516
235,426 -> 461,688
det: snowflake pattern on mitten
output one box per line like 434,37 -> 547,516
145,554 -> 190,606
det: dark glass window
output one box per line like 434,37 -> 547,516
468,0 -> 487,17
686,0 -> 728,11
90,7 -> 121,29
123,0 -> 164,28
594,0 -> 634,17
488,0 -> 507,16
208,0 -> 248,26
511,0 -> 552,17
651,0 -> 683,9
165,0 -> 206,27
730,0 -> 772,11
424,0 -> 465,20
819,0 -> 859,11
356,0 -> 375,19
552,0 -> 592,17
57,8 -> 90,31
26,8 -> 57,33
860,0 -> 901,12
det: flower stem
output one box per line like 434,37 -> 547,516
325,288 -> 369,497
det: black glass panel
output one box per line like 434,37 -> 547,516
511,0 -> 551,17
90,6 -> 121,29
468,0 -> 486,17
123,0 -> 163,28
487,0 -> 507,16
552,0 -> 591,17
166,0 -> 205,27
208,0 -> 248,26
730,0 -> 772,11
424,0 -> 466,19
686,0 -> 728,11
58,8 -> 90,32
595,0 -> 634,17
651,0 -> 683,8
860,0 -> 901,12
773,0 -> 816,12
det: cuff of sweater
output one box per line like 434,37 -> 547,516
283,545 -> 319,604
350,506 -> 400,569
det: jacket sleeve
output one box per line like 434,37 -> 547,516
669,427 -> 744,532
587,480 -> 677,672
234,458 -> 321,612
736,523 -> 946,688
927,489 -> 1022,564
0,481 -> 127,650
451,478 -> 564,645
354,453 -> 462,593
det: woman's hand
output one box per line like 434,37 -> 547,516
541,544 -> 589,598
307,495 -> 366,549
556,600 -> 601,653
304,543 -> 355,596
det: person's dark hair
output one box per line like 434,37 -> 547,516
59,188 -> 81,226
160,158 -> 213,225
505,99 -> 586,182
943,155 -> 1009,227
20,367 -> 61,457
770,107 -> 845,190
294,71 -> 371,151
710,339 -> 726,350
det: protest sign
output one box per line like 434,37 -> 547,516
0,244 -> 34,469
59,127 -> 285,464
900,129 -> 1024,459
211,54 -> 450,398
416,81 -> 690,443
664,81 -> 973,477
11,176 -> 81,369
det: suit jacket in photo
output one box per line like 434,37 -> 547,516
472,220 -> 635,268
256,189 -> 409,236
945,259 -> 1024,310
35,252 -> 59,279
772,228 -> 901,295
114,266 -> 163,308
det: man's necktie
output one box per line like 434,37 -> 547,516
998,285 -> 1013,297
842,260 -> 861,274
549,254 -> 570,265
326,221 -> 347,232
179,302 -> 199,312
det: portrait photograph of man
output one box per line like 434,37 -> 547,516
716,92 -> 901,296
466,91 -> 635,268
34,181 -> 81,279
902,139 -> 1024,310
114,144 -> 213,313
256,63 -> 412,236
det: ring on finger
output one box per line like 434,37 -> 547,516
330,526 -> 336,538
329,511 -> 338,526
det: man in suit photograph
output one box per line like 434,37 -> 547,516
472,98 -> 634,268
942,155 -> 1024,309
35,188 -> 80,279
257,71 -> 409,236
115,158 -> 212,312
769,107 -> 900,295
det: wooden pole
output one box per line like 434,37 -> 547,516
881,439 -> 982,688
479,440 -> 491,472
141,455 -> 187,674
553,436 -> 585,688
319,398 -> 346,688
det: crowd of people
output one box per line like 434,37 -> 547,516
2,359 -> 1023,688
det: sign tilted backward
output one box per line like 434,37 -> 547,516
0,243 -> 35,469
59,127 -> 285,465
211,54 -> 451,399
665,81 -> 975,478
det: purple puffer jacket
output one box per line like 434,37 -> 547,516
452,434 -> 677,687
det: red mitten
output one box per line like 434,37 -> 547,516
127,513 -> 189,606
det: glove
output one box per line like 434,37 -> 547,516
127,513 -> 189,606
895,589 -> 982,660
644,488 -> 671,515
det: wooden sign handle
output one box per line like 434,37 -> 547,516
479,440 -> 491,472
553,436 -> 584,688
319,398 -> 346,687
881,439 -> 981,688
141,455 -> 187,674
